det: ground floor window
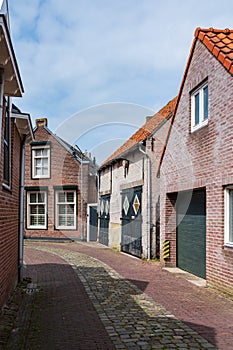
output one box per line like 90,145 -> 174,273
55,190 -> 76,229
27,191 -> 47,229
224,187 -> 233,247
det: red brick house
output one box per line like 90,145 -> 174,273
24,118 -> 97,241
98,98 -> 176,259
0,3 -> 33,307
159,28 -> 233,293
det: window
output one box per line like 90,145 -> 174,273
32,146 -> 50,178
191,82 -> 208,132
3,96 -> 10,186
27,191 -> 47,229
225,187 -> 233,247
55,190 -> 76,229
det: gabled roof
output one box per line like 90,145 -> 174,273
195,28 -> 233,75
33,125 -> 90,164
157,27 -> 233,175
100,97 -> 177,169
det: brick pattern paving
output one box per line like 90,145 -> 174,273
23,247 -> 115,350
23,243 -> 218,349
55,241 -> 233,350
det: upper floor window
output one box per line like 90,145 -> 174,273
191,82 -> 208,132
32,145 -> 50,179
3,96 -> 10,187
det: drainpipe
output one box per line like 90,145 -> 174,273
19,136 -> 26,282
138,142 -> 151,260
81,154 -> 84,240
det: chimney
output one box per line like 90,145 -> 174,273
36,118 -> 47,128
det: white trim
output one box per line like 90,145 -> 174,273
191,82 -> 208,133
224,187 -> 233,247
32,145 -> 50,179
3,95 -> 11,188
55,190 -> 76,230
27,191 -> 47,229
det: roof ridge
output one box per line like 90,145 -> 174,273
195,27 -> 233,37
100,97 -> 177,168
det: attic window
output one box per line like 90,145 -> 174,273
31,145 -> 51,179
191,82 -> 208,132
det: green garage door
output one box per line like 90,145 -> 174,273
177,189 -> 206,279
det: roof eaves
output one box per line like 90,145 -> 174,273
98,143 -> 140,171
0,14 -> 24,95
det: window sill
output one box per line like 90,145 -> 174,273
2,182 -> 12,193
55,227 -> 77,231
223,244 -> 233,250
27,227 -> 47,230
32,176 -> 50,180
191,120 -> 208,133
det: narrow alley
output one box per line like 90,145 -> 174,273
1,241 -> 233,349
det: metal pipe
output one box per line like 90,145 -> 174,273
18,136 -> 26,282
138,142 -> 151,260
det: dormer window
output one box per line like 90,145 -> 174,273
191,82 -> 208,132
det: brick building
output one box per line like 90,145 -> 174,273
24,118 -> 97,241
0,2 -> 33,307
98,98 -> 176,258
159,28 -> 233,293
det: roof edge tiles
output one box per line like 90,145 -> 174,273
157,27 -> 233,175
99,96 -> 177,169
195,27 -> 233,75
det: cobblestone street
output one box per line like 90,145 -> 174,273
2,241 -> 233,349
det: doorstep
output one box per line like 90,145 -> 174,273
163,267 -> 206,287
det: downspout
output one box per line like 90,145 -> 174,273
81,154 -> 84,241
138,142 -> 151,260
19,136 -> 26,282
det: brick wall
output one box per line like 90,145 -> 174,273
160,39 -> 233,293
24,125 -> 90,240
0,117 -> 21,307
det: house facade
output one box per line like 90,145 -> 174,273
160,28 -> 233,293
0,3 -> 33,307
24,118 -> 97,241
98,98 -> 176,259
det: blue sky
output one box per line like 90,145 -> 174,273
8,0 -> 233,163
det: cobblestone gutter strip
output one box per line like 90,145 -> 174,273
0,278 -> 39,350
29,245 -> 216,350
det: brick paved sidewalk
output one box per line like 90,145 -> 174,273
25,241 -> 233,350
21,247 -> 115,350
19,243 -> 220,350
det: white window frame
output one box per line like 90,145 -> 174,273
32,145 -> 50,179
191,82 -> 208,132
27,191 -> 47,229
224,187 -> 233,248
2,96 -> 11,189
55,190 -> 77,230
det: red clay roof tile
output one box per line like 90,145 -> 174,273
195,28 -> 233,75
100,97 -> 177,168
224,57 -> 232,70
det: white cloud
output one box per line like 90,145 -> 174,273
8,0 -> 233,163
